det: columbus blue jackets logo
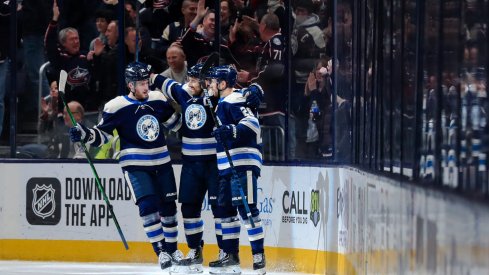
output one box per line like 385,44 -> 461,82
310,190 -> 320,227
137,114 -> 160,141
67,66 -> 90,87
185,104 -> 207,130
26,178 -> 61,225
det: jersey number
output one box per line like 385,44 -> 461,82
273,49 -> 282,60
240,106 -> 255,118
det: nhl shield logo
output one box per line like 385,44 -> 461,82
310,190 -> 320,227
32,184 -> 56,219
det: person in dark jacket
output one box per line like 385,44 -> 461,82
44,0 -> 96,113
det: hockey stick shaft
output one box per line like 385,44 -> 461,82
59,71 -> 129,250
199,54 -> 255,227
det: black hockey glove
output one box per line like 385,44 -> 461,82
69,124 -> 90,143
230,173 -> 244,206
243,83 -> 264,109
212,124 -> 237,144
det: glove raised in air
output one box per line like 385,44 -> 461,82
243,83 -> 264,109
212,124 -> 237,144
69,124 -> 90,143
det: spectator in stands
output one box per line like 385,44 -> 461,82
89,20 -> 119,105
291,0 -> 326,159
303,58 -> 332,158
125,0 -> 138,25
139,0 -> 173,52
66,101 -> 89,158
181,0 -> 216,66
57,0 -> 98,52
89,9 -> 113,51
45,1 -> 96,112
227,10 -> 261,76
267,0 -> 288,36
40,80 -> 59,139
160,0 -> 198,54
59,101 -> 88,159
235,13 -> 295,160
124,26 -> 166,73
182,0 -> 240,67
220,0 -> 237,42
161,45 -> 188,83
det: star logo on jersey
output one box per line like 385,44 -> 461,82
136,114 -> 160,141
185,104 -> 207,130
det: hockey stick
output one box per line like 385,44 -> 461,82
200,53 -> 256,228
58,70 -> 129,250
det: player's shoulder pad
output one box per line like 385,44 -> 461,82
148,90 -> 169,102
223,91 -> 246,104
103,96 -> 132,114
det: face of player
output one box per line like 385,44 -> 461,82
129,80 -> 150,100
187,77 -> 202,96
63,31 -> 80,55
208,79 -> 226,97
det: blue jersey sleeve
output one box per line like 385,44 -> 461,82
86,107 -> 118,147
152,74 -> 192,104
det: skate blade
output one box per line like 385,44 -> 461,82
209,265 -> 242,275
170,264 -> 203,274
249,267 -> 266,275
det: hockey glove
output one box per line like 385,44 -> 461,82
69,124 -> 90,143
243,83 -> 264,109
212,124 -> 237,144
230,174 -> 244,206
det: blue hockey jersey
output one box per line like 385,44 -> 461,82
153,76 -> 218,161
88,91 -> 181,171
215,92 -> 263,176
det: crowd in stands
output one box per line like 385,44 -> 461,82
1,0 -> 336,161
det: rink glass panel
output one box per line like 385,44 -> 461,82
2,0 -> 488,199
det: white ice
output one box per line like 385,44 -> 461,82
0,261 -> 309,275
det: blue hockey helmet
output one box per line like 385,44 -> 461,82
125,62 -> 151,83
188,63 -> 204,78
209,65 -> 237,88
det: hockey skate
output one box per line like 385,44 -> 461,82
209,250 -> 241,275
179,246 -> 204,274
252,252 -> 266,274
158,249 -> 185,274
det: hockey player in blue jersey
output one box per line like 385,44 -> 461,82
208,65 -> 266,275
150,61 -> 264,273
68,62 -> 186,272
